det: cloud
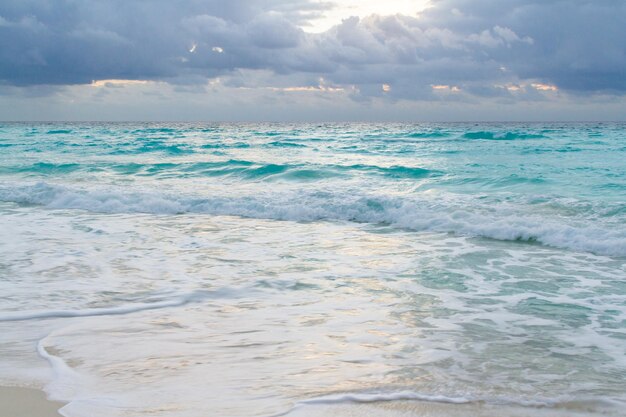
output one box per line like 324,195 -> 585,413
0,0 -> 625,104
421,0 -> 626,93
0,0 -> 316,86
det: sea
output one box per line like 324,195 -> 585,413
0,122 -> 624,417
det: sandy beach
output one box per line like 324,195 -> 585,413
0,384 -> 617,417
0,386 -> 64,417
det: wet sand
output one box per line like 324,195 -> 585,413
0,386 -> 64,417
285,399 -> 619,417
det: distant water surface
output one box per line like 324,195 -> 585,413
0,122 -> 624,417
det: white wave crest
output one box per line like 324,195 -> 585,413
0,290 -> 219,322
269,390 -> 625,417
1,182 -> 625,256
298,391 -> 471,405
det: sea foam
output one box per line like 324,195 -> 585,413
1,181 -> 624,256
0,290 -> 218,322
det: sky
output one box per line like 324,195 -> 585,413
0,0 -> 625,121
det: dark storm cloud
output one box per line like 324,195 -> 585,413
0,0 -> 319,85
0,0 -> 625,98
422,0 -> 626,92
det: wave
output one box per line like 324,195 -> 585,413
406,131 -> 451,139
269,390 -> 624,417
265,141 -> 308,148
0,290 -> 219,322
1,182 -> 624,256
8,162 -> 82,175
1,161 -> 437,181
268,391 -> 472,416
135,142 -> 194,155
361,131 -> 452,142
46,129 -> 73,135
340,164 -> 434,179
253,131 -> 282,137
462,131 -> 547,140
445,175 -> 547,188
130,127 -> 177,134
201,142 -> 251,149
37,336 -> 83,403
298,391 -> 471,405
183,162 -> 437,180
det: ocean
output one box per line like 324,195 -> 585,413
0,122 -> 624,417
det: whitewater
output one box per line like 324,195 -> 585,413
0,122 -> 624,417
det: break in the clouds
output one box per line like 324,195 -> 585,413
1,0 -> 625,120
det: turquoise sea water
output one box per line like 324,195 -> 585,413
0,122 -> 625,416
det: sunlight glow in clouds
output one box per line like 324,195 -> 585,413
240,78 -> 347,93
91,79 -> 150,87
306,0 -> 432,32
432,85 -> 460,93
496,83 -> 559,93
532,83 -> 558,92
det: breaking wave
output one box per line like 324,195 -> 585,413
1,181 -> 624,257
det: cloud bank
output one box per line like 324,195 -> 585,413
1,0 -> 625,119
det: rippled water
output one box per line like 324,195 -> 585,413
0,122 -> 624,417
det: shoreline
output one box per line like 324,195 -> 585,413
0,386 -> 65,417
